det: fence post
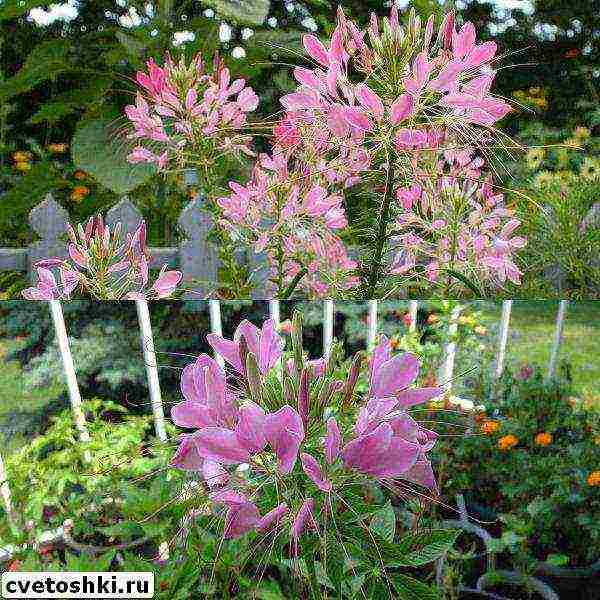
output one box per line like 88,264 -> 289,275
48,301 -> 91,450
135,301 -> 168,442
178,182 -> 220,299
209,300 -> 226,369
494,300 -> 512,379
367,300 -> 378,350
323,300 -> 334,358
0,451 -> 16,530
548,301 -> 568,379
408,300 -> 418,332
269,300 -> 281,327
438,304 -> 461,393
28,194 -> 69,278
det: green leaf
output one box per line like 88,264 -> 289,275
201,0 -> 270,26
371,502 -> 396,542
98,520 -> 144,540
391,574 -> 440,600
443,269 -> 483,297
0,40 -> 71,101
387,529 -> 460,567
116,31 -> 148,59
72,116 -> 155,195
314,561 -> 334,590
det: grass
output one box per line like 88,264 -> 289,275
0,339 -> 63,456
476,300 -> 600,395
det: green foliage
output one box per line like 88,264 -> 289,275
203,0 -> 270,26
71,116 -> 155,195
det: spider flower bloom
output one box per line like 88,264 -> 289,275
170,317 -> 444,556
125,52 -> 258,177
22,216 -> 182,301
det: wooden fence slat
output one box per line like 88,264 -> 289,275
548,300 -> 568,379
408,300 -> 418,332
0,450 -> 16,530
209,300 -> 225,369
323,300 -> 334,358
135,300 -> 168,442
48,301 -> 90,447
269,300 -> 281,327
367,300 -> 378,350
438,304 -> 461,393
494,300 -> 512,379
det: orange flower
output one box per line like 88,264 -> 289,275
535,432 -> 552,447
498,434 -> 518,450
70,185 -> 90,202
48,143 -> 68,154
482,420 -> 500,434
587,471 -> 600,487
74,170 -> 87,180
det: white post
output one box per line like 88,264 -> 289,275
323,300 -> 334,358
494,300 -> 512,379
48,301 -> 90,446
367,300 -> 378,350
209,300 -> 225,369
0,451 -> 16,529
438,304 -> 461,393
548,301 -> 568,379
408,300 -> 418,332
135,301 -> 168,442
269,300 -> 281,328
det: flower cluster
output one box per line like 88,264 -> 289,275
217,148 -> 363,296
22,216 -> 182,300
170,316 -> 443,550
125,52 -> 258,179
390,150 -> 526,286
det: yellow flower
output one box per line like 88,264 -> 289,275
525,148 -> 545,170
564,137 -> 581,149
15,161 -> 31,172
535,432 -> 552,446
580,158 -> 600,181
12,151 -> 31,162
587,471 -> 600,487
498,434 -> 519,450
574,126 -> 591,140
70,185 -> 90,202
532,171 -> 556,188
482,420 -> 500,435
48,143 -> 68,154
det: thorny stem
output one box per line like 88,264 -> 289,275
367,155 -> 396,296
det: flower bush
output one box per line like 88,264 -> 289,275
436,364 -> 600,569
168,313 -> 459,596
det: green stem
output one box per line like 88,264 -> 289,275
367,159 -> 396,296
279,267 -> 308,300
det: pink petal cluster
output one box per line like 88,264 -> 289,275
216,149 -> 362,297
170,319 -> 442,547
125,53 -> 258,172
390,149 -> 526,285
22,216 -> 182,300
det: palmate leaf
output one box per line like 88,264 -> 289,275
0,40 -> 71,101
72,116 -> 155,195
202,0 -> 270,26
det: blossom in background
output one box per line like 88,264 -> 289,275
482,420 -> 500,434
22,216 -> 182,301
534,432 -> 552,446
588,471 -> 600,487
498,434 -> 518,450
170,319 -> 443,549
125,52 -> 258,176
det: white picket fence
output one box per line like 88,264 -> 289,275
0,300 -> 570,557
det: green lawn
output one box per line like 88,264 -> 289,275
477,300 -> 600,395
0,339 -> 63,455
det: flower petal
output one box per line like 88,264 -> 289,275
301,452 -> 332,491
